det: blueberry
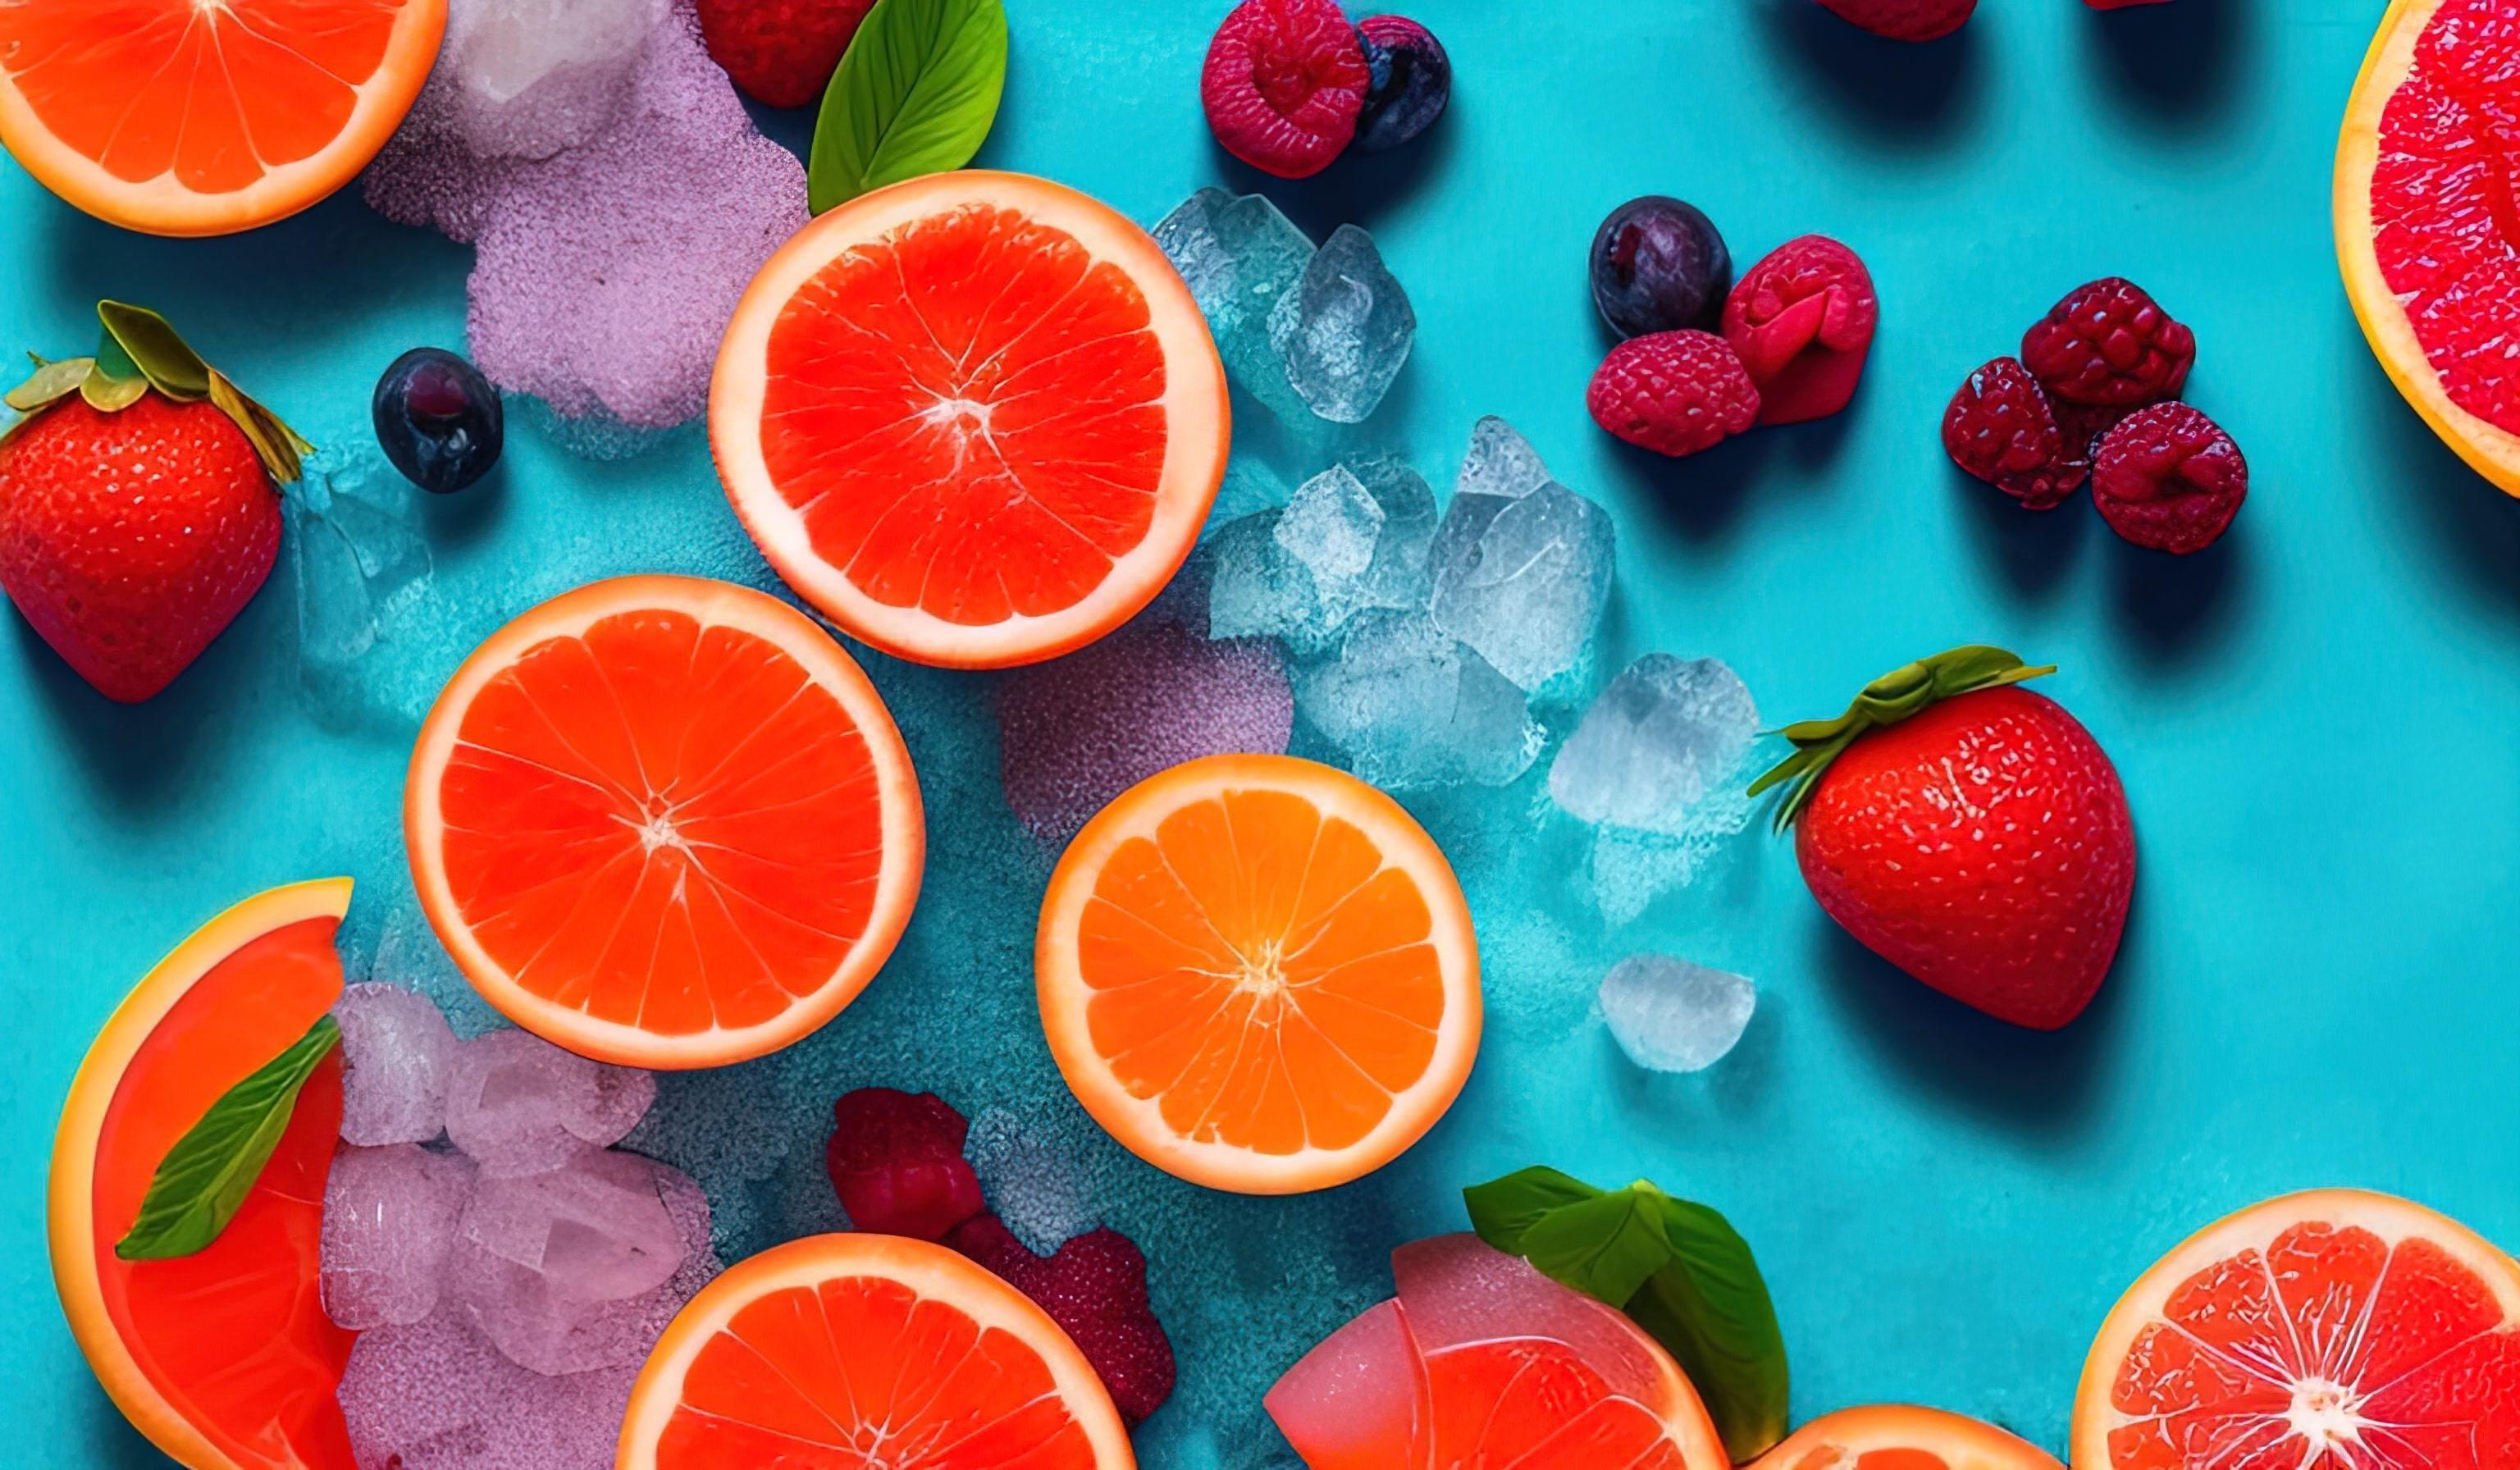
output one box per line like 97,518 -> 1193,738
1353,16 -> 1450,153
1589,196 -> 1732,339
372,347 -> 504,495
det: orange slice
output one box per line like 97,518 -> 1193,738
710,169 -> 1228,669
0,0 -> 446,237
1035,753 -> 1480,1194
48,879 -> 358,1470
2074,1188 -> 2520,1470
405,574 -> 924,1070
1754,1406 -> 2064,1470
619,1232 -> 1135,1469
2336,0 -> 2520,495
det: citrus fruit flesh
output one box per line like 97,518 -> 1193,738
2075,1189 -> 2520,1470
406,574 -> 923,1070
2338,0 -> 2520,494
1752,1405 -> 2065,1470
711,170 -> 1227,669
0,0 -> 445,236
619,1232 -> 1135,1469
48,879 -> 358,1470
1034,753 -> 1481,1194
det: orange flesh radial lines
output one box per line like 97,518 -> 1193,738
406,576 -> 923,1069
1036,754 -> 1481,1194
1751,1405 -> 2066,1470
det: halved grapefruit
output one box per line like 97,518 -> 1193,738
1267,1232 -> 1732,1469
405,574 -> 924,1070
48,878 -> 358,1470
2337,0 -> 2520,496
619,1231 -> 1135,1468
710,169 -> 1229,669
2074,1188 -> 2520,1470
0,0 -> 446,236
1754,1406 -> 2064,1470
1035,754 -> 1481,1194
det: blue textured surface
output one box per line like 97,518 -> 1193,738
5,2 -> 2519,1467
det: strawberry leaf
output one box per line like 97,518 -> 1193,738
98,300 -> 212,399
1752,646 -> 2055,832
115,1016 -> 340,1262
4,356 -> 94,413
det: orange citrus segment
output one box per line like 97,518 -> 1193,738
712,170 -> 1227,668
0,0 -> 445,236
1752,1406 -> 2066,1470
2073,1189 -> 2520,1470
619,1233 -> 1134,1470
48,879 -> 358,1470
405,575 -> 923,1069
1036,754 -> 1479,1194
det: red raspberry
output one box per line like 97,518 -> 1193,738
1814,0 -> 1977,41
696,0 -> 877,109
948,1213 -> 1176,1425
824,1089 -> 986,1241
2020,277 -> 2195,409
1723,235 -> 1879,425
2090,402 -> 2246,554
1201,0 -> 1371,179
1942,357 -> 2088,509
1586,330 -> 1760,457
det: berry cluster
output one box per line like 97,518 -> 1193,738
1200,0 -> 1450,178
1817,0 -> 2171,43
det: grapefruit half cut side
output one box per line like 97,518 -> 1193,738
710,169 -> 1229,669
2074,1188 -> 2520,1470
2337,0 -> 2520,495
48,879 -> 358,1470
1035,754 -> 1481,1194
406,574 -> 924,1070
0,0 -> 446,236
619,1232 -> 1135,1469
1754,1405 -> 2066,1470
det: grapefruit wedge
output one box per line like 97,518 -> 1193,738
2337,0 -> 2520,495
619,1232 -> 1135,1469
1036,754 -> 1480,1194
406,574 -> 924,1070
2074,1189 -> 2520,1470
1754,1406 -> 2064,1470
710,169 -> 1228,669
48,879 -> 358,1470
0,0 -> 445,236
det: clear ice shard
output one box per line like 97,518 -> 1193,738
1550,655 -> 1761,922
1269,225 -> 1416,424
1427,477 -> 1615,697
1294,610 -> 1545,790
1598,955 -> 1757,1073
1153,187 -> 1315,421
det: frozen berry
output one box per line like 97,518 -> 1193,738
696,0 -> 877,108
1590,196 -> 1732,339
1202,0 -> 1372,179
1352,16 -> 1449,152
1586,330 -> 1760,458
824,1088 -> 986,1241
1943,357 -> 2089,509
372,348 -> 503,495
2091,402 -> 2246,554
949,1213 -> 1176,1425
2020,277 -> 2195,409
1723,235 -> 1879,425
1814,0 -> 1977,41
2085,0 -> 2173,8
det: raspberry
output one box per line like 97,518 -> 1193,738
824,1089 -> 986,1241
2020,277 -> 2195,409
696,0 -> 877,109
1814,0 -> 1977,41
1942,357 -> 2088,509
2090,402 -> 2247,554
948,1213 -> 1176,1425
1586,330 -> 1760,458
1723,235 -> 1879,425
1202,0 -> 1372,179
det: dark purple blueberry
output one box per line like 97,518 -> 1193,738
372,347 -> 503,495
1353,16 -> 1449,153
1589,196 -> 1733,339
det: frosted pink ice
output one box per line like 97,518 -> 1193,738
441,1029 -> 655,1178
333,984 -> 459,1147
321,1144 -> 476,1331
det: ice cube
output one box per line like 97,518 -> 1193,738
1427,481 -> 1615,696
334,984 -> 460,1147
1205,458 -> 1290,539
1550,655 -> 1761,922
439,0 -> 672,161
1456,415 -> 1556,504
322,1144 -> 476,1331
1153,188 -> 1315,420
1344,457 -> 1439,612
1598,955 -> 1757,1072
290,447 -> 434,679
442,1029 -> 656,1177
1274,467 -> 1385,628
1269,225 -> 1416,424
1207,511 -> 1333,651
450,1150 -> 690,1375
1295,611 -> 1545,789
966,1107 -> 1098,1255
337,1306 -> 641,1468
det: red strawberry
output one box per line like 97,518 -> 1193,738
1753,648 -> 2134,1029
0,304 -> 304,703
696,0 -> 878,109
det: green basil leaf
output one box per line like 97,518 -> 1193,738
1634,1195 -> 1790,1459
807,0 -> 1007,213
115,1016 -> 340,1261
1513,1184 -> 1679,1308
1463,1164 -> 1602,1251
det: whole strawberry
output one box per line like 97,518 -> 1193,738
1753,647 -> 2134,1029
0,303 -> 305,703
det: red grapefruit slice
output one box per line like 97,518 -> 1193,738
1753,1405 -> 2064,1470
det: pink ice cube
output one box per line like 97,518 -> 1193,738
333,984 -> 459,1147
321,1144 -> 476,1331
336,1307 -> 640,1469
441,1029 -> 655,1178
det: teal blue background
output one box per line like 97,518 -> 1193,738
5,1 -> 2518,1466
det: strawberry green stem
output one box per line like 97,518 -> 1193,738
1747,645 -> 2055,833
2,301 -> 310,482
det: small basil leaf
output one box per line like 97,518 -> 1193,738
807,0 -> 1007,213
1514,1184 -> 1676,1308
1635,1194 -> 1791,1460
1463,1164 -> 1601,1252
115,1016 -> 341,1262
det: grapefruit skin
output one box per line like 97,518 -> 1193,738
1753,1405 -> 2065,1470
